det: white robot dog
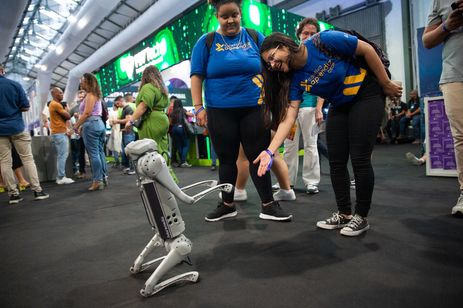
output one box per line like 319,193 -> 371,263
125,139 -> 232,297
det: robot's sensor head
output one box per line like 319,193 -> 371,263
125,139 -> 158,160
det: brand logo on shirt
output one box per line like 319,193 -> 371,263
252,74 -> 264,105
300,60 -> 335,91
215,41 -> 252,52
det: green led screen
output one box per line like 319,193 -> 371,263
97,0 -> 333,96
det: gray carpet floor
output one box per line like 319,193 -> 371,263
0,143 -> 462,308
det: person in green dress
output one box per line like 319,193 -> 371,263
126,65 -> 177,181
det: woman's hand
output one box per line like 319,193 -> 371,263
253,150 -> 273,177
382,80 -> 403,99
315,108 -> 323,125
195,109 -> 207,127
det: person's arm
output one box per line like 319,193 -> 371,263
74,94 -> 97,128
423,1 -> 463,49
191,75 -> 207,126
253,100 -> 301,176
355,40 -> 402,98
315,97 -> 324,125
126,103 -> 148,129
57,105 -> 71,120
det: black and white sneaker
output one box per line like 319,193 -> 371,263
340,214 -> 370,236
316,212 -> 351,230
259,201 -> 292,221
205,202 -> 237,222
9,194 -> 23,204
34,191 -> 49,201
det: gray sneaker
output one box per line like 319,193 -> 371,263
340,214 -> 370,236
306,184 -> 319,194
316,212 -> 351,230
451,193 -> 463,216
273,189 -> 296,201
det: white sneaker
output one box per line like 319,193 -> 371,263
219,188 -> 248,201
56,177 -> 75,185
273,189 -> 296,201
306,184 -> 319,194
272,183 -> 280,191
451,194 -> 463,215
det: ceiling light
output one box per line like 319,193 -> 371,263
41,65 -> 47,71
78,17 -> 88,29
56,45 -> 64,55
23,77 -> 30,81
35,63 -> 42,68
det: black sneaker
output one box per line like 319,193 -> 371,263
340,214 -> 370,236
259,201 -> 292,221
34,191 -> 49,201
9,194 -> 23,204
316,212 -> 351,230
205,202 -> 237,222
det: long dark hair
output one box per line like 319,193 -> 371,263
170,98 -> 185,125
82,73 -> 102,99
260,32 -> 300,129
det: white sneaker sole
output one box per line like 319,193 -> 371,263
451,208 -> 463,215
340,225 -> 370,236
9,198 -> 23,204
259,213 -> 292,221
316,221 -> 348,230
205,211 -> 237,222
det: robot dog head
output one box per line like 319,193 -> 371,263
125,139 -> 158,161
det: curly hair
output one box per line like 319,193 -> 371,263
208,0 -> 242,10
138,65 -> 168,97
260,33 -> 300,129
295,17 -> 320,40
82,73 -> 102,99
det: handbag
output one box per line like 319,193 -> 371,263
183,115 -> 195,136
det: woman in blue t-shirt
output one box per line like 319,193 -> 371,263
190,0 -> 291,222
254,31 -> 402,236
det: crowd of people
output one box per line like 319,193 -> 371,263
1,0 -> 462,236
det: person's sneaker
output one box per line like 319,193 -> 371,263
259,201 -> 292,221
9,194 -> 23,204
306,184 -> 319,194
316,212 -> 351,230
122,167 -> 131,174
451,193 -> 463,216
180,162 -> 192,168
219,188 -> 248,202
405,152 -> 425,166
272,183 -> 280,191
340,214 -> 370,236
56,177 -> 75,185
350,179 -> 356,190
127,170 -> 136,175
205,202 -> 237,222
34,191 -> 49,200
210,165 -> 216,171
273,189 -> 296,201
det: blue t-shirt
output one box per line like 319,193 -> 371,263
290,30 -> 366,106
190,28 -> 265,108
0,76 -> 29,136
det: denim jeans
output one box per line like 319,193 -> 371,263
122,133 -> 136,170
171,125 -> 190,163
82,116 -> 107,182
51,133 -> 69,179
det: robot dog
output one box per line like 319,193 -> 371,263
125,139 -> 232,297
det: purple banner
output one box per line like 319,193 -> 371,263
427,99 -> 456,171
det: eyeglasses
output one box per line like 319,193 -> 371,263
266,44 -> 282,71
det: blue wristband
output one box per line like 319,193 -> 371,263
195,106 -> 204,116
264,149 -> 274,171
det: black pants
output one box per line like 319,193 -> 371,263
326,75 -> 385,217
207,106 -> 273,204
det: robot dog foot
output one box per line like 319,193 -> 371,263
140,271 -> 199,297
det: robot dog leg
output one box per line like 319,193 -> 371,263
125,139 -> 232,297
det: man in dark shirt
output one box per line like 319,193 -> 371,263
399,90 -> 421,142
113,96 -> 136,175
386,97 -> 407,144
0,64 -> 49,204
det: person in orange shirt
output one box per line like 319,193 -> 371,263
49,87 -> 74,185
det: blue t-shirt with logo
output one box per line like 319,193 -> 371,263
190,28 -> 265,108
0,76 -> 29,135
290,30 -> 366,106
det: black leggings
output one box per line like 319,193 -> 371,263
207,106 -> 273,204
326,75 -> 385,217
